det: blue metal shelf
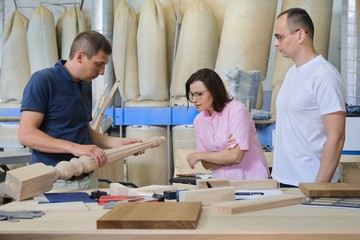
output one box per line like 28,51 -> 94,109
122,107 -> 171,126
171,106 -> 199,125
0,108 -> 21,116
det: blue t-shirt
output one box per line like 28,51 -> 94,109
21,60 -> 92,166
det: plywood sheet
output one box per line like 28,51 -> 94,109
97,202 -> 202,229
299,183 -> 360,197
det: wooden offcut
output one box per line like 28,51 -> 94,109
299,182 -> 360,197
97,202 -> 202,229
178,186 -> 235,205
211,194 -> 306,215
4,136 -> 166,201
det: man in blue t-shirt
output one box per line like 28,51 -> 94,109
19,30 -> 142,189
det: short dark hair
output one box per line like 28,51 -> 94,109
69,30 -> 112,59
185,68 -> 232,112
278,7 -> 314,39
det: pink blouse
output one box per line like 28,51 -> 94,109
194,100 -> 269,180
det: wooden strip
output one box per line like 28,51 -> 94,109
92,83 -> 108,120
299,183 -> 360,197
211,194 -> 306,215
92,80 -> 120,132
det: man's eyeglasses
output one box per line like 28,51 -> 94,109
188,90 -> 208,102
274,29 -> 307,42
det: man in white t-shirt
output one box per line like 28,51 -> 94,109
271,8 -> 346,187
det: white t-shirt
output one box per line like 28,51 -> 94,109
272,55 -> 345,186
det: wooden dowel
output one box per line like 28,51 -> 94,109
55,136 -> 166,180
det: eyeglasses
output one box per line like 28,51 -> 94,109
274,29 -> 306,42
188,90 -> 208,102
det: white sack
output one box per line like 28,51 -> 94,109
172,0 -> 219,97
163,1 -> 179,86
0,11 -> 30,103
215,0 -> 277,85
27,5 -> 58,74
113,0 -> 140,101
57,5 -> 87,59
137,0 -> 169,101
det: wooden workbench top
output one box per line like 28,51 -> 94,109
0,188 -> 360,240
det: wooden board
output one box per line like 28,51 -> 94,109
97,202 -> 202,229
211,194 -> 306,215
178,187 -> 235,205
229,179 -> 278,190
299,182 -> 360,197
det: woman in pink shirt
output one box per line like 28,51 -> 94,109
185,68 -> 269,180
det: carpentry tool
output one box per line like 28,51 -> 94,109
4,136 -> 166,201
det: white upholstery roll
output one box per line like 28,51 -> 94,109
172,0 -> 219,98
27,5 -> 58,74
57,5 -> 87,59
55,10 -> 66,59
0,11 -> 30,104
215,0 -> 277,85
113,0 -> 140,101
125,125 -> 168,187
270,0 -> 333,119
162,1 -> 178,86
137,0 -> 169,101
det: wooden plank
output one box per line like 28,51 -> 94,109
299,182 -> 360,197
229,179 -> 278,189
178,186 -> 235,205
97,202 -> 202,229
211,194 -> 306,215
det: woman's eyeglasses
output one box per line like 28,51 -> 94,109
188,90 -> 208,102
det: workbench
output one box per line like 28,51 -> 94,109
0,188 -> 359,240
0,151 -> 31,182
0,151 -> 31,166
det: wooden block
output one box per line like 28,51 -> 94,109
341,162 -> 360,184
97,202 -> 202,229
299,182 -> 360,197
174,149 -> 211,176
178,186 -> 235,205
197,178 -> 230,189
4,163 -> 56,201
229,179 -> 278,190
211,194 -> 306,215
